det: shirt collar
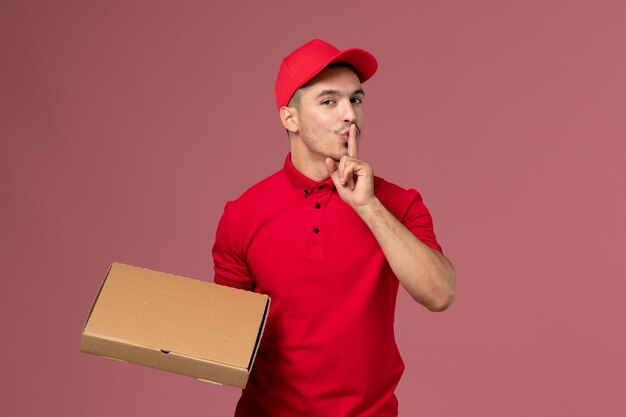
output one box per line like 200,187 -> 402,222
283,153 -> 335,197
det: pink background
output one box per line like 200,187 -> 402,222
2,1 -> 625,416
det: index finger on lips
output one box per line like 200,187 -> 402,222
348,123 -> 359,159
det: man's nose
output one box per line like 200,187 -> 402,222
341,100 -> 357,123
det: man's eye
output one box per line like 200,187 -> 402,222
321,99 -> 335,105
351,97 -> 363,104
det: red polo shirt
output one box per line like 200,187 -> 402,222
213,154 -> 442,417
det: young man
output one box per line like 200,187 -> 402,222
213,39 -> 455,417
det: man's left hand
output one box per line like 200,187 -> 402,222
325,123 -> 376,209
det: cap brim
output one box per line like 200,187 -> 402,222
296,47 -> 378,93
328,48 -> 378,83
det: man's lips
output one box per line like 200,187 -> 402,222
338,125 -> 360,136
337,125 -> 360,142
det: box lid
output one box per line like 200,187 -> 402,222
83,263 -> 268,375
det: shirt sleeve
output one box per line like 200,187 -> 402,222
212,202 -> 255,290
401,189 -> 443,253
374,177 -> 443,253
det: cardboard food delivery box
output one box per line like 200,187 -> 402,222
80,262 -> 270,388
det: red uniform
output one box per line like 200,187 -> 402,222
213,154 -> 442,417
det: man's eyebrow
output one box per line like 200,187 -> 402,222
315,88 -> 366,98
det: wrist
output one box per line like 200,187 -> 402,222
354,195 -> 382,218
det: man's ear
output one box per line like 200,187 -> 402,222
280,106 -> 298,134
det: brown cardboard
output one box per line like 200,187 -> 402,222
80,262 -> 269,388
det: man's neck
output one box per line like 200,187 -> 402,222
289,142 -> 330,182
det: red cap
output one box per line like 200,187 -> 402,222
275,39 -> 378,109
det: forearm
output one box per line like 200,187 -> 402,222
355,197 -> 456,311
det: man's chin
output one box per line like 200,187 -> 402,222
329,148 -> 348,162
